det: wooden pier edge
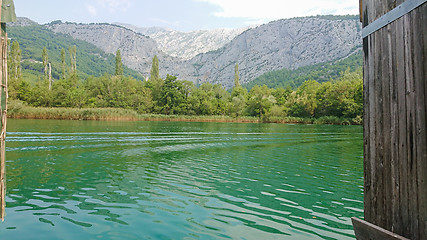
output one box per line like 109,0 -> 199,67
352,218 -> 410,240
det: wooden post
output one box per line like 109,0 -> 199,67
0,0 -> 6,222
355,0 -> 427,239
0,0 -> 16,222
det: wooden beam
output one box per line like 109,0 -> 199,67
352,218 -> 410,240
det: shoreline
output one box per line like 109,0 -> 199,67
8,102 -> 361,125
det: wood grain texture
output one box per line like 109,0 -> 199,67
360,1 -> 427,239
352,218 -> 410,240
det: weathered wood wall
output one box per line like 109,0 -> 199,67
362,0 -> 427,239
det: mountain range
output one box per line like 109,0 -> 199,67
115,23 -> 252,61
10,15 -> 362,89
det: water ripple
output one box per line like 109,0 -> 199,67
1,120 -> 363,240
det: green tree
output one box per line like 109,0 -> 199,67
234,63 -> 240,88
150,55 -> 160,82
67,88 -> 87,108
229,86 -> 247,117
247,85 -> 276,118
159,75 -> 186,115
115,49 -> 123,76
316,68 -> 363,118
211,84 -> 230,115
42,47 -> 48,79
29,77 -> 53,107
188,83 -> 215,115
148,55 -> 164,106
287,80 -> 320,117
9,41 -> 23,99
61,48 -> 66,79
272,87 -> 292,106
69,45 -> 77,75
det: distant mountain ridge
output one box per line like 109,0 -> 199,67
7,18 -> 144,81
115,23 -> 253,60
46,21 -> 194,80
190,16 -> 362,88
13,16 -> 362,89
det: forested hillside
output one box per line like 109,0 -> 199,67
244,51 -> 363,89
47,16 -> 362,88
7,17 -> 364,124
8,24 -> 144,82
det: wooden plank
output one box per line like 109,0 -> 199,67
422,4 -> 427,238
364,0 -> 399,26
384,0 -> 397,15
352,217 -> 410,240
413,4 -> 427,239
388,19 -> 402,235
363,34 -> 372,222
397,0 -> 406,5
362,0 -> 372,27
395,14 -> 410,238
381,24 -> 392,231
365,32 -> 377,224
403,12 -> 419,239
374,25 -> 388,228
374,27 -> 385,227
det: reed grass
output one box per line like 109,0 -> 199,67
9,100 -> 139,121
8,100 -> 361,125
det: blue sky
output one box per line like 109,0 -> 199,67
15,0 -> 359,31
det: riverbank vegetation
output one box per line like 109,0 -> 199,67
7,40 -> 363,125
9,100 -> 359,125
245,51 -> 362,89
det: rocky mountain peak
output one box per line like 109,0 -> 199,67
41,15 -> 361,89
115,23 -> 252,60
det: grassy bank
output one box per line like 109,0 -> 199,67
8,100 -> 361,125
9,100 -> 140,121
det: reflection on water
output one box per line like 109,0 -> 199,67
1,119 -> 363,239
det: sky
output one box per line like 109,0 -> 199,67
14,0 -> 359,31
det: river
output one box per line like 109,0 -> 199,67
0,119 -> 363,239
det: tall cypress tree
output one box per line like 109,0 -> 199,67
150,55 -> 160,81
69,45 -> 77,75
115,49 -> 123,76
9,41 -> 22,99
234,63 -> 240,88
42,47 -> 48,79
61,48 -> 66,79
150,55 -> 163,103
11,41 -> 22,82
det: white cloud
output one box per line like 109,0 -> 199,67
86,4 -> 98,16
194,0 -> 358,22
92,0 -> 132,13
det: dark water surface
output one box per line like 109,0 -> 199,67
0,119 -> 363,239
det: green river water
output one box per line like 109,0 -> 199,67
0,119 -> 363,239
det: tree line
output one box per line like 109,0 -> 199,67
245,51 -> 363,90
8,41 -> 363,122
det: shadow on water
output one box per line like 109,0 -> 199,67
1,119 -> 363,240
